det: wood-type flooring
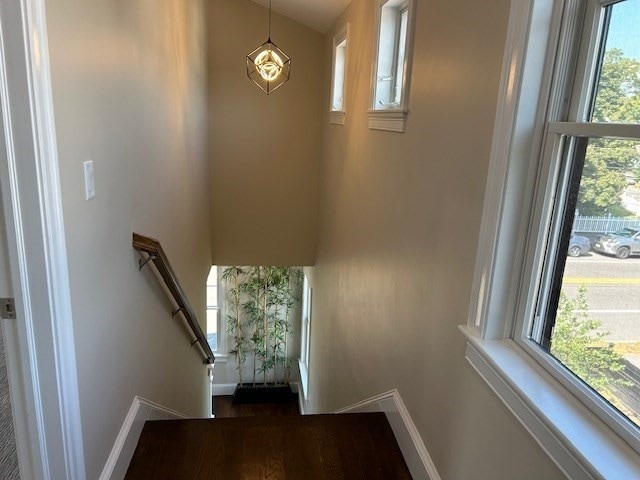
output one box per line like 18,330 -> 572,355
124,411 -> 412,479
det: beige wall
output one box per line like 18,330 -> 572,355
45,0 -> 211,477
208,0 -> 323,266
308,1 -> 566,479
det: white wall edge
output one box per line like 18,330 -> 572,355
334,389 -> 441,480
99,396 -> 188,480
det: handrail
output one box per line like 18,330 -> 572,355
132,232 -> 214,365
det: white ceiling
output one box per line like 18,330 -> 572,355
250,0 -> 350,33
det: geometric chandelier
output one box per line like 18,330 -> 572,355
246,0 -> 291,94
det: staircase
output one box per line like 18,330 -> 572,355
124,410 -> 412,479
126,237 -> 412,478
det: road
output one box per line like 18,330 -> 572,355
564,253 -> 640,342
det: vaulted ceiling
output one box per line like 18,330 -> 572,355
250,0 -> 350,32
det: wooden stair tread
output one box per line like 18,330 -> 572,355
125,412 -> 412,479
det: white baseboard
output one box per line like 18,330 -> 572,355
335,389 -> 441,480
99,396 -> 188,480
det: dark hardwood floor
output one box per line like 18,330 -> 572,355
214,395 -> 299,418
125,412 -> 412,480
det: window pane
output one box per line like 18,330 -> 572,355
206,308 -> 218,351
544,137 -> 640,428
591,0 -> 640,124
393,8 -> 408,105
332,39 -> 347,111
206,266 -> 218,286
375,3 -> 399,106
206,285 -> 218,307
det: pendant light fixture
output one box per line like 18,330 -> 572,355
246,0 -> 291,94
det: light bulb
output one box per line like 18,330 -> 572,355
254,49 -> 284,81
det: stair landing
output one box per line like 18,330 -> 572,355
125,412 -> 412,479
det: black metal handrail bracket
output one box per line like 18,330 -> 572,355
132,232 -> 214,365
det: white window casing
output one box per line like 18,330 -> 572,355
207,266 -> 224,355
462,0 -> 640,478
330,23 -> 349,125
368,0 -> 416,132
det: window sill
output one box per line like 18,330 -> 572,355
212,354 -> 228,364
329,111 -> 346,125
458,325 -> 640,480
367,109 -> 407,132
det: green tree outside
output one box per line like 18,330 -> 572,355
577,48 -> 640,216
551,287 -> 629,393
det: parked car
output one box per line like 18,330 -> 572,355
593,227 -> 640,259
568,234 -> 591,257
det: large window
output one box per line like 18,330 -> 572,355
465,0 -> 640,476
368,0 -> 415,132
524,0 -> 640,442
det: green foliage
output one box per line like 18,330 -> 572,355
592,49 -> 640,123
222,267 -> 247,384
577,49 -> 640,215
222,266 -> 303,386
551,287 -> 628,393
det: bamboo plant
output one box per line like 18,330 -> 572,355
221,267 -> 246,385
222,265 -> 302,387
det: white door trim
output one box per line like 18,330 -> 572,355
0,0 -> 86,479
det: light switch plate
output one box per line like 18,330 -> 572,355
83,160 -> 95,200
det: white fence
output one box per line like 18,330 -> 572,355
573,215 -> 640,233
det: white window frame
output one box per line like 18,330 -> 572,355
330,23 -> 349,125
461,0 -> 640,478
368,0 -> 415,133
206,266 -> 225,356
298,273 -> 312,400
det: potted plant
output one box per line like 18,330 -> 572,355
222,266 -> 302,403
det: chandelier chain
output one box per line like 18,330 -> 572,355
269,0 -> 272,39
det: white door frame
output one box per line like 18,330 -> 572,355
0,1 -> 86,479
0,180 -> 21,478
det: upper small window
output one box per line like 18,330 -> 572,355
330,24 -> 349,125
368,0 -> 415,132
